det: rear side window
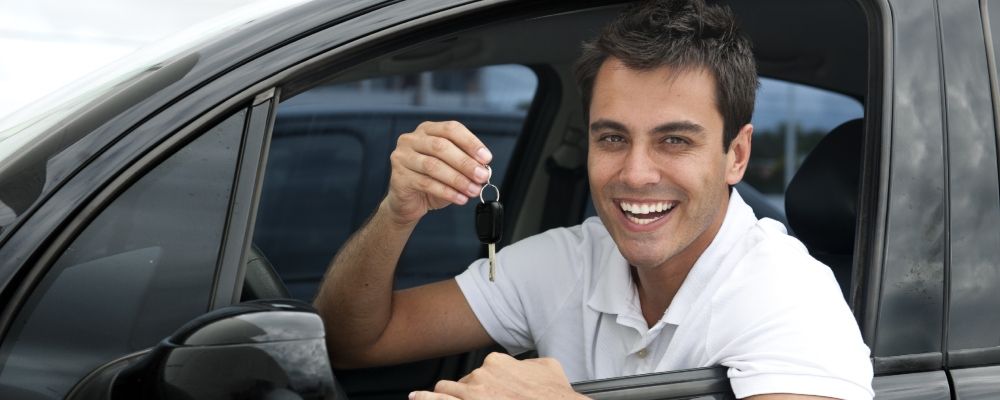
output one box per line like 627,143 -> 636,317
0,111 -> 243,399
744,77 -> 864,211
254,64 -> 538,300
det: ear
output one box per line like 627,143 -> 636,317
725,124 -> 753,185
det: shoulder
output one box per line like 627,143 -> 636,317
707,219 -> 874,399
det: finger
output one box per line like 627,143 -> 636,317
418,121 -> 493,165
399,152 -> 482,198
433,380 -> 471,398
410,390 -> 461,400
398,168 -> 469,206
410,134 -> 492,185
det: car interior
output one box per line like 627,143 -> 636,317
241,0 -> 871,398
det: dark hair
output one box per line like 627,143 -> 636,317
575,0 -> 758,150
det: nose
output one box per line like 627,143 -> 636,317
620,146 -> 660,188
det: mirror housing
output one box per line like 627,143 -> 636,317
72,300 -> 343,399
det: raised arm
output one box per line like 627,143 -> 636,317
313,121 -> 497,369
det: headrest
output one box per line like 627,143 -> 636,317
785,119 -> 864,255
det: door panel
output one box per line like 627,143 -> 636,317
952,365 -> 1000,399
872,371 -> 951,399
573,367 -> 734,400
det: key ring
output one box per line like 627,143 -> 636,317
479,165 -> 500,203
480,184 -> 500,203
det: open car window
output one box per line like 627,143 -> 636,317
253,65 -> 538,301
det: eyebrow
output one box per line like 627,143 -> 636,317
589,119 -> 706,135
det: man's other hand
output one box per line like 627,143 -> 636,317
410,353 -> 587,400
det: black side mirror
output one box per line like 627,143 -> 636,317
69,300 -> 344,399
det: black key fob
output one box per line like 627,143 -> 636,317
475,201 -> 504,243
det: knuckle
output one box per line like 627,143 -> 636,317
443,120 -> 462,131
419,155 -> 440,172
462,157 -> 481,173
416,120 -> 434,131
433,380 -> 448,392
452,172 -> 469,188
467,367 -> 486,381
429,136 -> 449,153
398,131 -> 414,145
483,352 -> 503,364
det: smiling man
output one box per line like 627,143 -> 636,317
314,1 -> 874,399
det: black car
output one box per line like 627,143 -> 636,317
0,0 -> 997,399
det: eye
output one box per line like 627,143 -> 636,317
662,136 -> 688,145
599,134 -> 626,143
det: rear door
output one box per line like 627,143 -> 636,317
946,0 -> 1000,397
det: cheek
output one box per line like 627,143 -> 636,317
587,151 -> 617,187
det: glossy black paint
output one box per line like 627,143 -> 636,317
952,365 -> 1000,399
169,300 -> 324,345
876,0 -> 947,361
573,366 -> 734,400
939,0 -> 1000,357
213,96 -> 278,308
114,300 -> 341,399
871,371 -> 951,399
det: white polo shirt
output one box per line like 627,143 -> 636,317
455,189 -> 874,399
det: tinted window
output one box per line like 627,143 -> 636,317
254,65 -> 538,300
0,111 -> 244,400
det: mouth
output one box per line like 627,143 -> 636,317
617,200 -> 677,226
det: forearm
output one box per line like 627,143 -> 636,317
314,199 -> 417,365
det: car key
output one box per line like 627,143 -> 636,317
475,166 -> 503,282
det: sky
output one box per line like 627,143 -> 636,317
0,0 -> 254,120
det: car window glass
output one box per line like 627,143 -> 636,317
0,111 -> 244,400
583,78 -> 863,221
744,78 -> 863,210
254,65 -> 538,300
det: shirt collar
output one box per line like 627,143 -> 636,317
586,188 -> 759,323
663,188 -> 758,324
586,240 -> 634,316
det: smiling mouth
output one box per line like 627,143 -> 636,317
619,200 -> 676,225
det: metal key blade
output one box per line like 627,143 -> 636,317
488,243 -> 496,281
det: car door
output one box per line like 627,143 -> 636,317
944,0 -> 1000,397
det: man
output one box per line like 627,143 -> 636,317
314,0 -> 875,399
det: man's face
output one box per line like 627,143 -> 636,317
587,58 -> 751,271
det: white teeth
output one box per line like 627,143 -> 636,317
619,201 -> 675,215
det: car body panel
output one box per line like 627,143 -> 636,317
1,0 -> 999,398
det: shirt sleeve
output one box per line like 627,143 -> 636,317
710,234 -> 875,400
455,225 -> 585,356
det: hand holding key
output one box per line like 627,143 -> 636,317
385,121 -> 493,226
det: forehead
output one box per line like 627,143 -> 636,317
589,58 -> 722,131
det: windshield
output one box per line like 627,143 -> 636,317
0,0 -> 313,166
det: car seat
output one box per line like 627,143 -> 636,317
784,118 -> 863,298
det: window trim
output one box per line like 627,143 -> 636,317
211,89 -> 281,308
